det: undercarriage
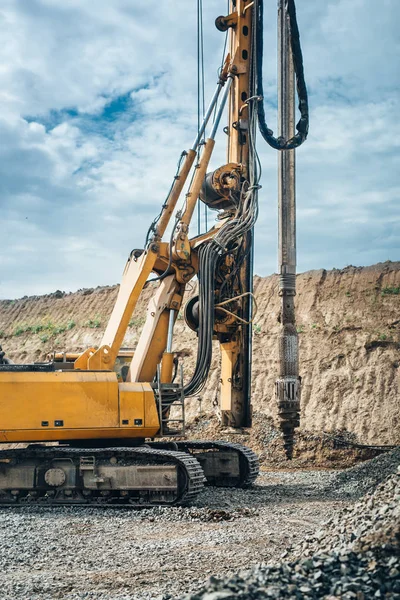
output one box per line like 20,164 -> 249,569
0,441 -> 259,507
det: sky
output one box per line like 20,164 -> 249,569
0,0 -> 399,299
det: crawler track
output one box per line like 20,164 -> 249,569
0,445 -> 204,507
150,441 -> 260,488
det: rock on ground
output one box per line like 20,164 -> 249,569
178,451 -> 400,600
0,470 -> 344,600
0,450 -> 399,599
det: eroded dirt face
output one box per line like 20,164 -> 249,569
0,261 -> 399,446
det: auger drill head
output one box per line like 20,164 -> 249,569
275,319 -> 301,460
276,376 -> 301,459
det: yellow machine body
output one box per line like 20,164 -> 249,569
0,371 -> 159,443
0,1 -> 270,505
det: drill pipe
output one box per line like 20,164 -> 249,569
275,0 -> 301,459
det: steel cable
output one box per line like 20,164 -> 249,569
144,151 -> 187,248
197,0 -> 206,235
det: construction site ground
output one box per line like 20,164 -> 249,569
0,469 -> 357,600
0,262 -> 398,598
0,452 -> 400,600
0,446 -> 399,600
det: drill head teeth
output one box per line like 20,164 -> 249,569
275,376 -> 301,460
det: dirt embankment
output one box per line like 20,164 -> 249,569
0,261 -> 399,445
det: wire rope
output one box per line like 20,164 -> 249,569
197,0 -> 205,236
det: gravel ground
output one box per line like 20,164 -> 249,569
180,450 -> 400,600
0,470 -> 344,600
326,447 -> 400,498
1,451 -> 398,600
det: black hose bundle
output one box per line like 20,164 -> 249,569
184,184 -> 259,397
183,107 -> 260,397
183,240 -> 218,396
179,7 -> 264,399
256,0 -> 309,150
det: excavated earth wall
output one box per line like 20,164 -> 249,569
0,261 -> 399,445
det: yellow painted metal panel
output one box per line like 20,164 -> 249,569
118,382 -> 159,432
0,374 -> 160,442
0,371 -> 119,430
119,383 -> 145,427
160,352 -> 174,383
144,383 -> 161,431
220,341 -> 236,412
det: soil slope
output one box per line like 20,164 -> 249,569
0,261 -> 399,445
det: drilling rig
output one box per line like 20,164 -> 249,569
0,0 -> 307,505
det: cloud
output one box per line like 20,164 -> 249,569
0,0 -> 398,298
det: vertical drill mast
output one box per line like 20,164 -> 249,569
219,0 -> 254,428
77,0 -> 306,454
275,0 -> 301,458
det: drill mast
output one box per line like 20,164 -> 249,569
219,0 -> 255,428
275,0 -> 301,458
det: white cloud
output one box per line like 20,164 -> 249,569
0,0 -> 398,298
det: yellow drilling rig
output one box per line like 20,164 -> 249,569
0,0 -> 308,505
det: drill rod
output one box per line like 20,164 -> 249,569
275,0 -> 301,459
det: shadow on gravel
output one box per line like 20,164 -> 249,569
190,484 -> 338,510
0,479 -> 340,517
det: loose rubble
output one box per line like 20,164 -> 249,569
0,470 -> 342,600
326,447 -> 400,498
0,451 -> 398,599
179,451 -> 400,600
293,470 -> 399,559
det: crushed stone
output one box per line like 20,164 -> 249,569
178,452 -> 400,600
0,450 -> 398,599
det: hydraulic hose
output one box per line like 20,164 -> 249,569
256,0 -> 309,150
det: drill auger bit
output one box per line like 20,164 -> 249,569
276,386 -> 301,459
276,319 -> 301,460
